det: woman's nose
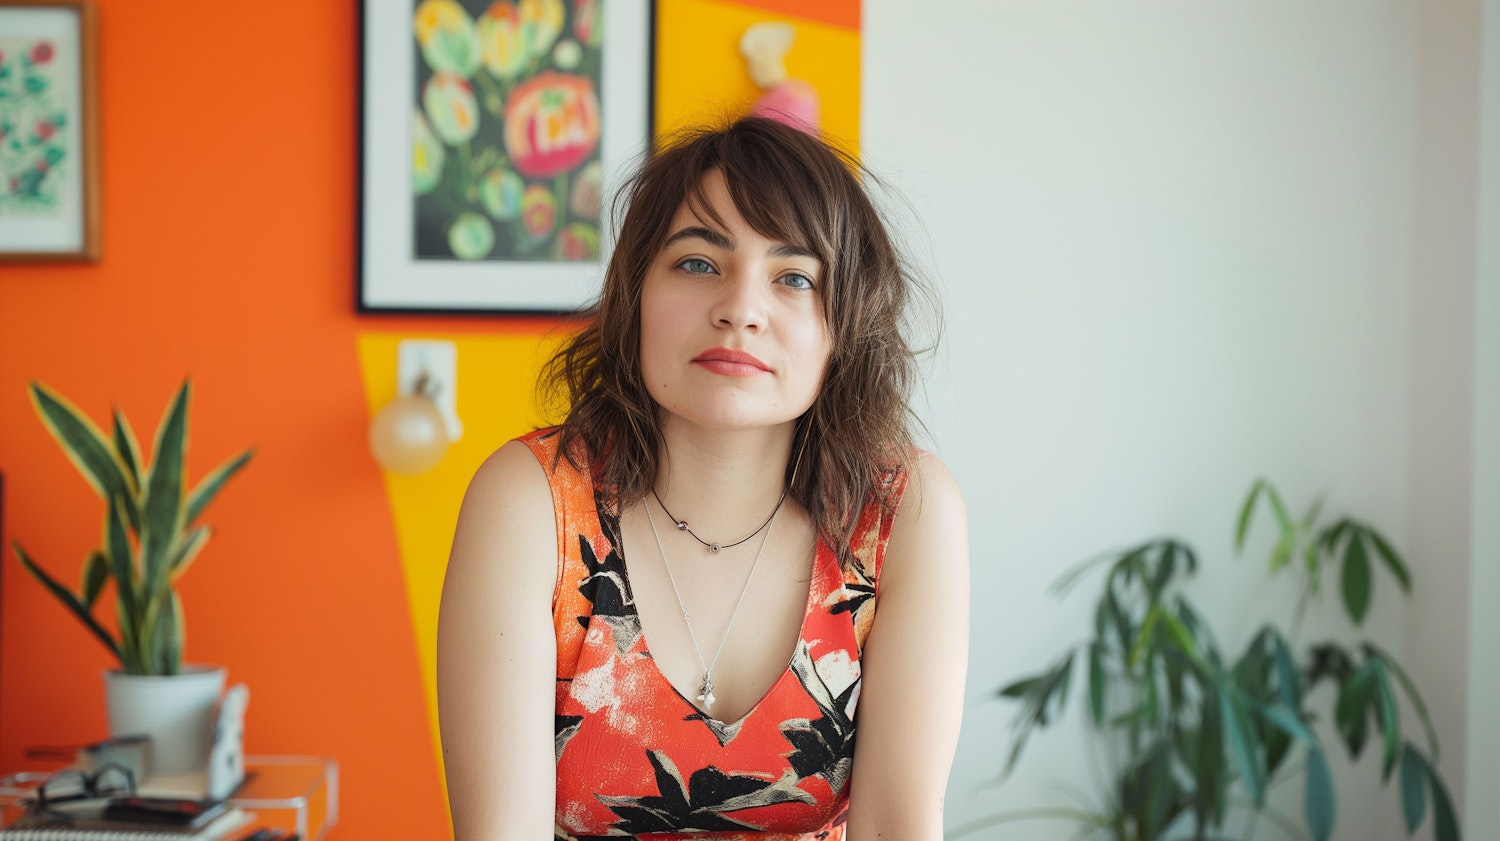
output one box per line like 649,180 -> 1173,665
709,272 -> 766,331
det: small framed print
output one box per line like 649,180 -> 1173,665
0,0 -> 100,262
357,0 -> 654,315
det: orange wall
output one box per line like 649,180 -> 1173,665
0,1 -> 551,835
0,3 -> 860,836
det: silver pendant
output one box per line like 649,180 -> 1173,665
709,543 -> 721,554
696,675 -> 716,710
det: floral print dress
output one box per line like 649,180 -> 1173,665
519,429 -> 907,840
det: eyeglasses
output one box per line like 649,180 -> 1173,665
33,763 -> 136,810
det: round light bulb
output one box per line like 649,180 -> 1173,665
369,395 -> 450,474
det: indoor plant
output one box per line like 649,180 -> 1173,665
954,480 -> 1460,841
13,379 -> 252,770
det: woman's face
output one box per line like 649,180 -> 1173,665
639,170 -> 832,435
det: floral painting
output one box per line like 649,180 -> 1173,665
411,0 -> 604,263
0,37 -> 69,217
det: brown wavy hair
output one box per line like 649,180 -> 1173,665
542,116 -> 932,567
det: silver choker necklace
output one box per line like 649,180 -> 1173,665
643,496 -> 779,713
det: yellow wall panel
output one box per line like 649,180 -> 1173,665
655,0 -> 862,155
357,330 -> 566,795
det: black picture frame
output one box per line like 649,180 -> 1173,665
356,0 -> 655,315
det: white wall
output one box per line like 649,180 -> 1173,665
1409,0 -> 1481,828
860,2 -> 1483,838
1464,0 -> 1500,832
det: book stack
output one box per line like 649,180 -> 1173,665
0,797 -> 255,841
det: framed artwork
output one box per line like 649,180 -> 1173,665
0,0 -> 100,262
358,0 -> 654,315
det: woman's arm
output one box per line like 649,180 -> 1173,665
845,452 -> 970,840
437,440 -> 560,840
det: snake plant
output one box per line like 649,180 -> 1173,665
12,380 -> 253,676
955,480 -> 1460,841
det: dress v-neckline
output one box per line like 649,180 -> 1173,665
610,508 -> 826,728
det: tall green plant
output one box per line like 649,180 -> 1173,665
12,380 -> 253,676
953,480 -> 1459,841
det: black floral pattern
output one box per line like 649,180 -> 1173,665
781,641 -> 859,795
597,750 -> 816,833
576,530 -> 641,655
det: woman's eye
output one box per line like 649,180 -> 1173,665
779,273 -> 815,290
678,258 -> 715,274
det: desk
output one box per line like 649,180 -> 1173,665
0,755 -> 338,840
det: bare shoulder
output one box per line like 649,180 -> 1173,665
884,451 -> 968,582
446,438 -> 557,596
439,438 -> 560,838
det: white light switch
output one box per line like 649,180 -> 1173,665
396,339 -> 462,441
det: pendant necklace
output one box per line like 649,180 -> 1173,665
651,486 -> 787,555
644,495 -> 780,713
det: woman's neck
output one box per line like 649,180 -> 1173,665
651,420 -> 798,538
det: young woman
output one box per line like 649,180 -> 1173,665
438,117 -> 969,840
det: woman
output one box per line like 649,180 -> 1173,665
438,117 -> 969,840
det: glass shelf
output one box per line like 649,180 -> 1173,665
0,755 -> 338,840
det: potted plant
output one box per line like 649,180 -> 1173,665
952,480 -> 1460,841
12,379 -> 252,773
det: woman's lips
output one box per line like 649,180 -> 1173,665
692,348 -> 770,376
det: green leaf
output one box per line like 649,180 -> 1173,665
1128,604 -> 1162,672
1365,527 -> 1412,593
1159,610 -> 1209,672
117,597 -> 147,674
1088,642 -> 1106,726
998,676 -> 1041,699
1372,660 -> 1402,780
1220,684 -> 1265,805
1259,702 -> 1317,747
106,495 -> 139,626
1104,586 -> 1132,657
1402,747 -> 1460,841
1175,597 -> 1220,668
29,381 -> 141,532
140,381 -> 190,606
1366,643 -> 1441,761
1195,694 -> 1228,826
1341,531 -> 1374,625
153,589 -> 183,675
14,541 -> 122,663
169,525 -> 212,580
1147,542 -> 1176,601
1336,661 -> 1376,757
1428,759 -> 1460,841
80,550 -> 110,609
1235,479 -> 1266,552
1001,652 -> 1076,776
1318,518 -> 1353,555
1399,745 -> 1427,832
1265,482 -> 1293,533
1270,530 -> 1295,573
111,408 -> 142,495
186,448 -> 253,525
1270,631 -> 1301,709
1304,747 -> 1336,841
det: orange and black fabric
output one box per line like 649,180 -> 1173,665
519,428 -> 908,840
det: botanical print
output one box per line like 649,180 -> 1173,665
411,0 -> 604,263
0,36 -> 70,218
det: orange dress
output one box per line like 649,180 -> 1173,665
519,429 -> 908,840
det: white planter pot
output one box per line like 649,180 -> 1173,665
103,666 -> 226,774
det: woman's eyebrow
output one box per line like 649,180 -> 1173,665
663,226 -> 818,261
663,226 -> 731,250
